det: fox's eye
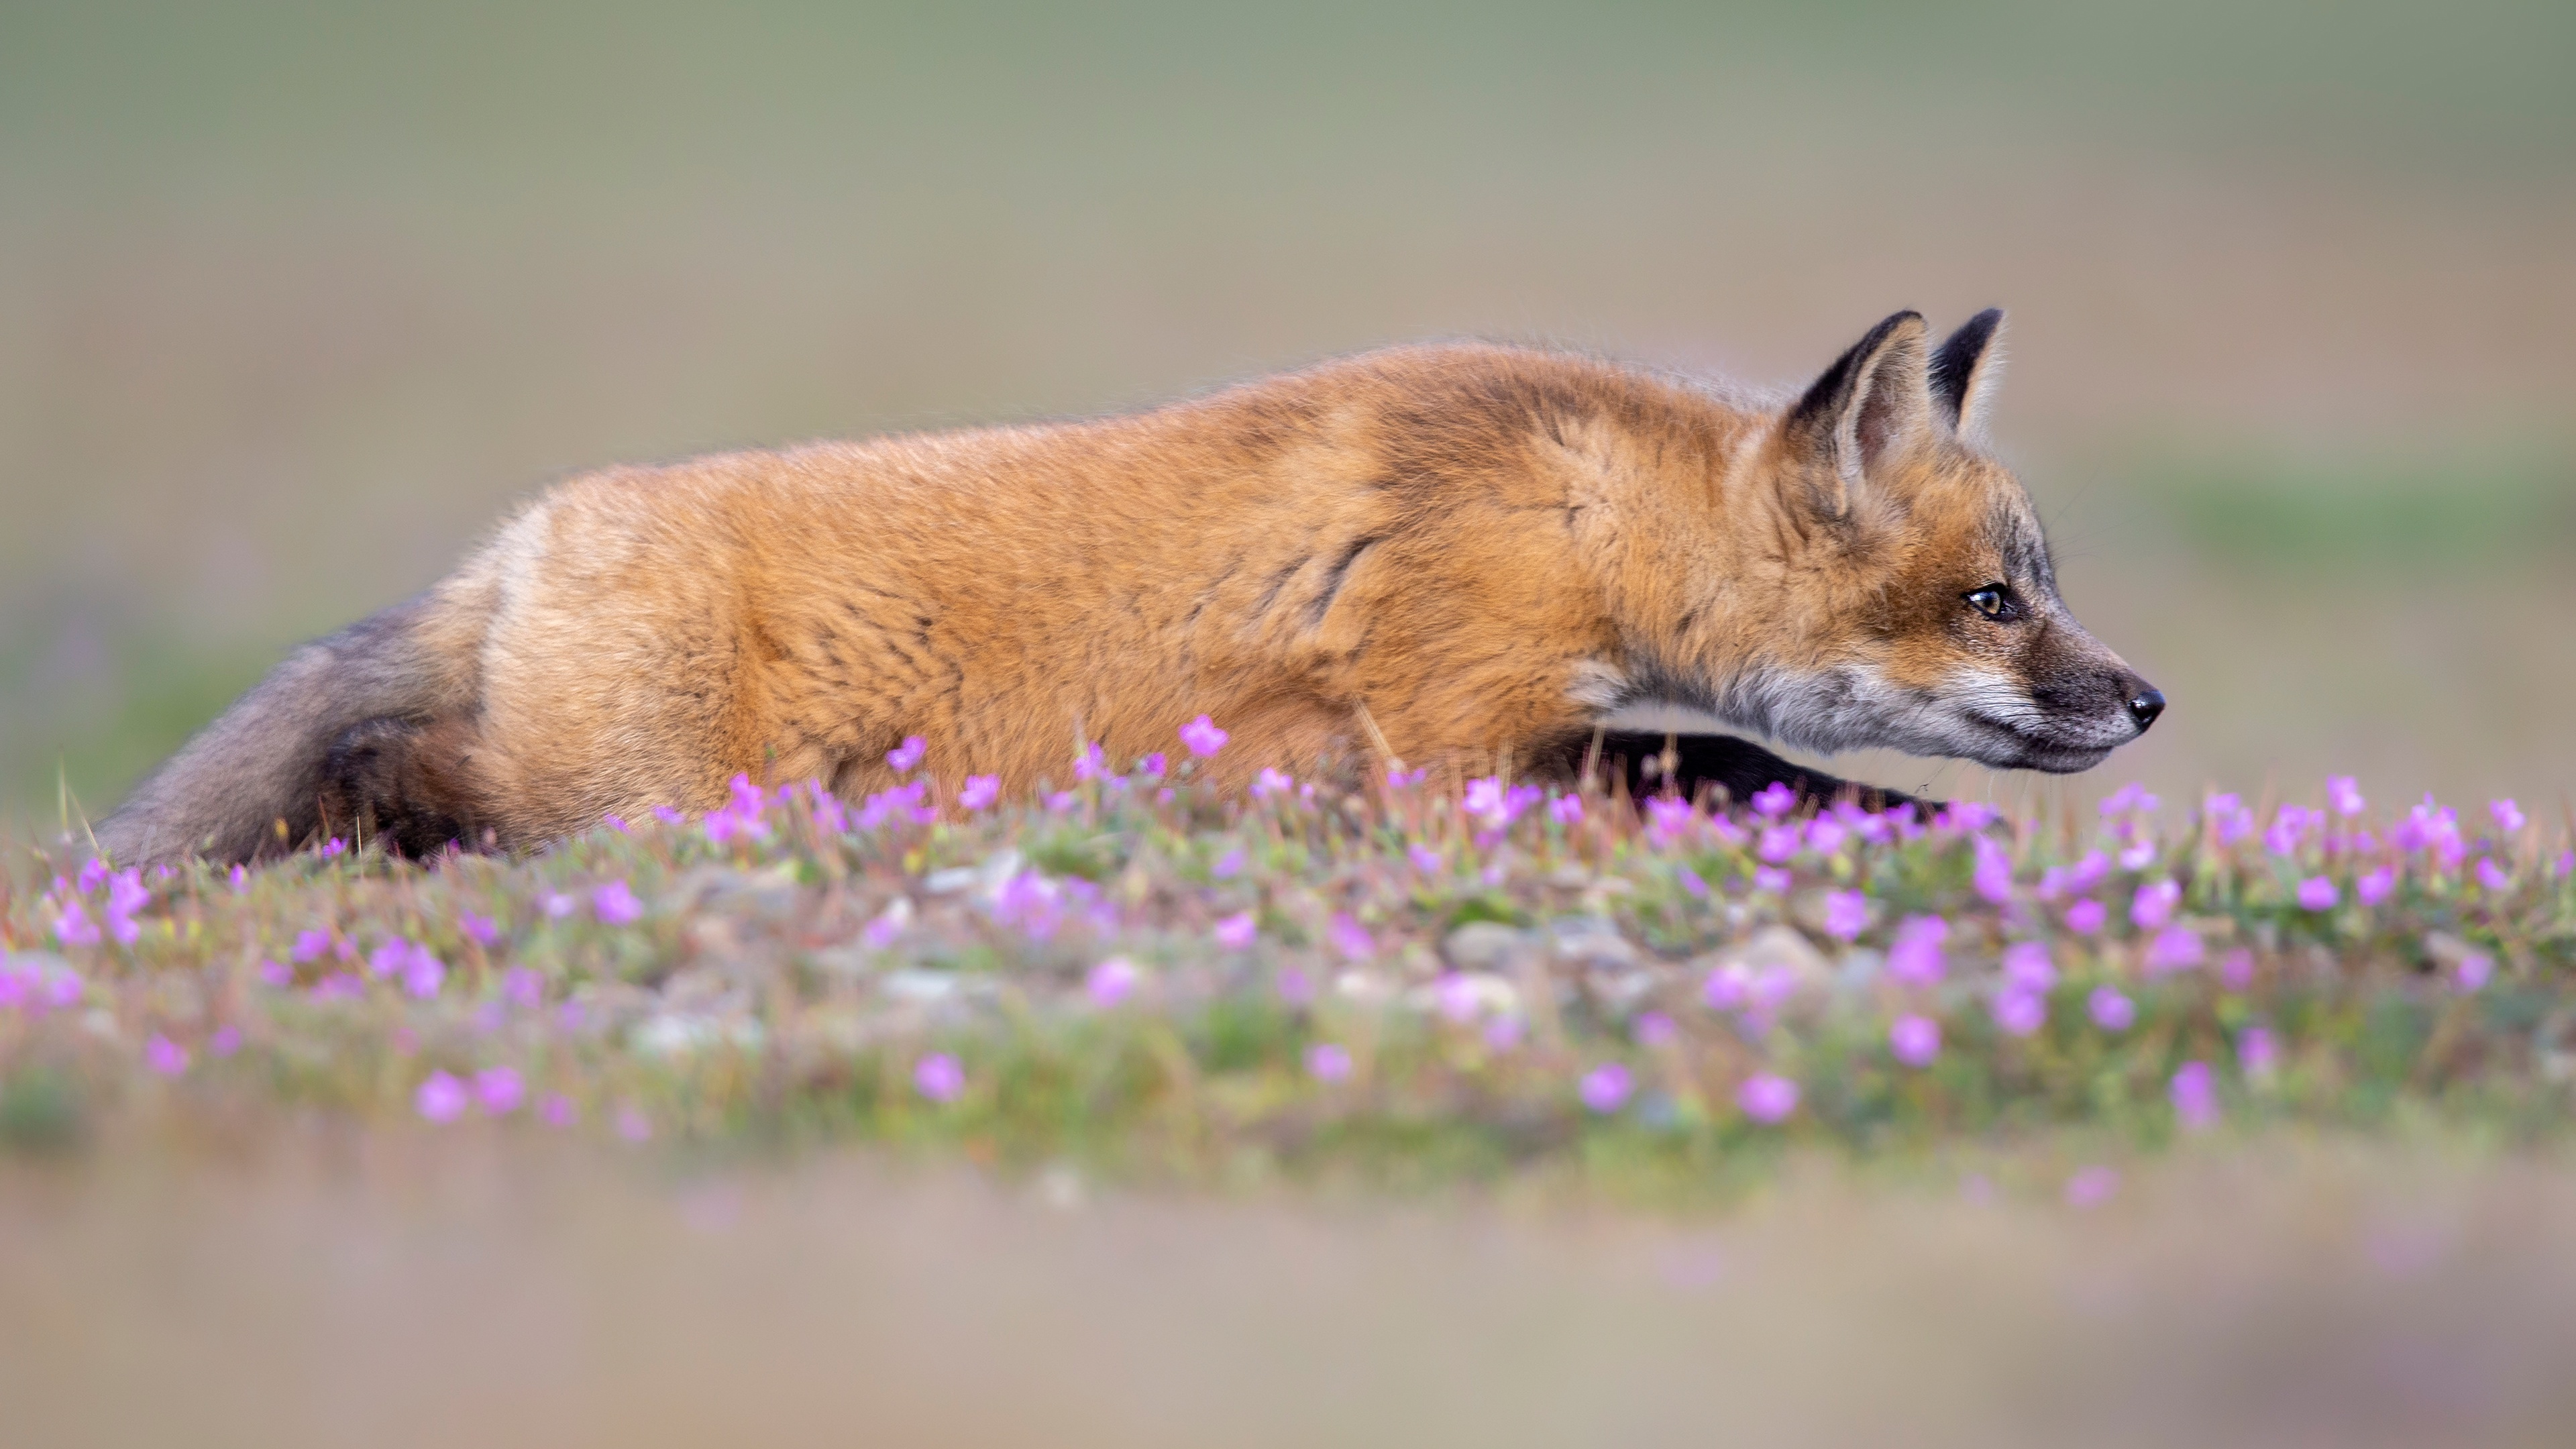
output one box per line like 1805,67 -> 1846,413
1965,585 -> 2016,621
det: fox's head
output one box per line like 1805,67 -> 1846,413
1698,309 -> 2163,774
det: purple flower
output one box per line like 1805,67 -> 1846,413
402,947 -> 446,1000
2001,941 -> 2055,993
1179,714 -> 1230,758
476,1066 -> 525,1116
1305,1041 -> 1352,1082
2264,804 -> 2311,857
957,775 -> 1000,811
144,1033 -> 189,1077
2131,879 -> 2182,931
51,898 -> 102,948
1550,794 -> 1586,826
541,892 -> 578,919
1753,866 -> 1792,894
458,911 -> 499,945
2204,793 -> 2256,845
2239,1026 -> 2278,1079
1643,796 -> 1697,846
416,1071 -> 468,1124
2296,876 -> 2339,912
1215,912 -> 1258,950
1805,817 -> 1847,856
503,967 -> 544,1008
1749,781 -> 1798,819
2356,867 -> 2396,907
2327,775 -> 2366,818
1086,956 -> 1140,1008
1886,915 -> 1949,986
592,879 -> 643,926
2088,986 -> 2135,1032
2064,898 -> 2106,936
914,1053 -> 966,1103
1972,838 -> 2015,904
75,857 -> 110,894
319,837 -> 347,859
1483,1014 -> 1525,1051
2098,783 -> 2157,818
1675,863 -> 1709,898
652,804 -> 686,824
1212,848 -> 1244,880
229,863 -> 249,893
886,735 -> 927,773
2169,1061 -> 2218,1130
1756,825 -> 1799,864
1407,843 -> 1444,875
1579,1061 -> 1635,1114
1070,741 -> 1108,783
540,1094 -> 578,1127
291,928 -> 332,963
1736,1072 -> 1799,1124
1252,767 -> 1296,800
1276,966 -> 1314,1006
2475,857 -> 2512,892
2063,1165 -> 2119,1209
1633,1011 -> 1677,1047
1821,889 -> 1870,943
601,813 -> 629,833
2491,798 -> 2526,835
209,1024 -> 241,1057
1889,1014 -> 1941,1067
2145,924 -> 2204,974
1328,913 -> 1375,961
2220,947 -> 2255,990
1991,987 -> 2047,1037
2455,953 -> 2493,994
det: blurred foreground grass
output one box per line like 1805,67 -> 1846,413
7,752 -> 2571,1207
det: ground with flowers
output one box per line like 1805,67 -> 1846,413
4,720 -> 2574,1207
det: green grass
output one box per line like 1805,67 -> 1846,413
5,757 -> 2572,1205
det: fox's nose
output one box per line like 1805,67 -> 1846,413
2127,687 -> 2166,733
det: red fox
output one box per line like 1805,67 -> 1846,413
99,309 -> 2161,865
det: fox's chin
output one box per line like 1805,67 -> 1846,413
1951,718 -> 2121,774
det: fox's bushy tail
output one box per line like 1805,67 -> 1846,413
95,600 -> 474,867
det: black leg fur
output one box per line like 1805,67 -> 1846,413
317,717 -> 475,857
1556,731 -> 1934,813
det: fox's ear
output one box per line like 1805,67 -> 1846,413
1782,310 -> 1933,516
1929,308 -> 2006,443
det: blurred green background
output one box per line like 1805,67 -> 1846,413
5,0 -> 2572,833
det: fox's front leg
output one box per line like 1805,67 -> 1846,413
1574,731 -> 1933,814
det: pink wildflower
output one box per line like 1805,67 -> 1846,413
2455,953 -> 2493,994
2002,941 -> 2056,992
2064,1165 -> 2119,1208
1889,1014 -> 1941,1067
886,735 -> 927,772
503,967 -> 544,1008
1214,912 -> 1258,950
1676,863 -> 1709,897
415,1071 -> 468,1123
2357,867 -> 2396,906
1633,1010 -> 1676,1047
209,1024 -> 241,1057
257,958 -> 293,987
2327,776 -> 2366,818
1886,915 -> 1949,986
1550,794 -> 1586,826
458,911 -> 500,945
2475,857 -> 2512,892
1179,714 -> 1229,758
1252,767 -> 1295,799
540,1094 -> 578,1127
476,1066 -> 525,1116
1736,1073 -> 1799,1124
592,879 -> 643,926
1991,987 -> 2046,1036
1212,847 -> 1244,879
1305,1041 -> 1352,1082
2131,879 -> 2182,931
2064,898 -> 2106,935
2220,947 -> 2256,990
144,1033 -> 189,1077
1328,913 -> 1375,961
1085,956 -> 1140,1008
914,1053 -> 966,1103
2169,1061 -> 2218,1131
2088,986 -> 2135,1032
52,898 -> 102,948
958,774 -> 1000,810
1821,889 -> 1870,942
319,837 -> 347,858
1579,1062 -> 1635,1114
1972,837 -> 2015,904
2296,875 -> 2339,911
2239,1026 -> 2278,1079
2491,798 -> 2526,835
1753,866 -> 1792,894
1805,816 -> 1846,856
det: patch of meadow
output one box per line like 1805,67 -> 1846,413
4,728 -> 2573,1200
